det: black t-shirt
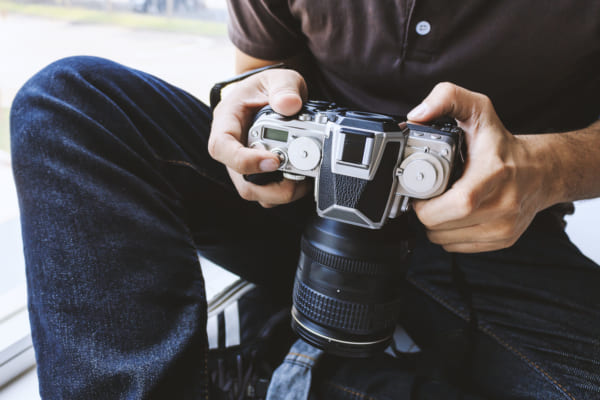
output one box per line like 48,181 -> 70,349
226,0 -> 600,134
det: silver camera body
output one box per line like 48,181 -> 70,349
248,101 -> 463,229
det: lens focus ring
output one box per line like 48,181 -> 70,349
293,279 -> 400,334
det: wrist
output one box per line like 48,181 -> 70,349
515,133 -> 566,209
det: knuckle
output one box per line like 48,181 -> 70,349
283,68 -> 303,82
489,158 -> 512,183
496,217 -> 519,242
507,235 -> 519,248
474,92 -> 495,116
207,136 -> 219,160
425,229 -> 440,244
273,182 -> 296,205
416,211 -> 434,228
432,82 -> 461,115
455,189 -> 477,218
265,69 -> 306,96
266,68 -> 302,87
278,68 -> 303,83
412,201 -> 434,226
432,82 -> 458,102
497,223 -> 515,241
478,93 -> 493,108
281,187 -> 296,204
233,154 -> 252,174
434,81 -> 456,94
237,184 -> 255,201
502,195 -> 520,213
498,237 -> 517,250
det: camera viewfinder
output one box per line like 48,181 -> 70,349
341,130 -> 373,166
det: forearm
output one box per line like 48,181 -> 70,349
518,119 -> 600,207
235,48 -> 309,74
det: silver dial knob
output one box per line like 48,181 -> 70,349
288,137 -> 321,171
398,154 -> 444,197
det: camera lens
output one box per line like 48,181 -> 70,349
291,216 -> 409,357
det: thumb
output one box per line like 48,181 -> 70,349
262,69 -> 308,116
407,82 -> 495,125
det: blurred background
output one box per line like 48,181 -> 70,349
0,1 -> 599,398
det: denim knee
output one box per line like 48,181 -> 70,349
10,56 -> 113,158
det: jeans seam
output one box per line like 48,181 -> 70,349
284,359 -> 314,369
150,149 -> 234,194
407,276 -> 577,400
159,158 -> 206,174
324,381 -> 378,400
287,352 -> 317,362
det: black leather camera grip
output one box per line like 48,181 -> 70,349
243,171 -> 284,186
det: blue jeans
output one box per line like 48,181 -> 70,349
10,56 -> 600,399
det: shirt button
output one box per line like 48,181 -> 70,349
416,21 -> 431,36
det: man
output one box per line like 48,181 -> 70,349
10,1 -> 600,399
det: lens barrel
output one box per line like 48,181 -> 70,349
291,216 -> 409,357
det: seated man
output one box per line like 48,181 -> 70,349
10,1 -> 600,399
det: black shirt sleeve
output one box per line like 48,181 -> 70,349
226,0 -> 304,61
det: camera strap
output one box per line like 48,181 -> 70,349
209,62 -> 288,112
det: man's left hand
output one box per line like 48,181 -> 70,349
408,82 -> 556,253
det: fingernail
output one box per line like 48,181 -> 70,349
407,102 -> 429,120
259,158 -> 279,172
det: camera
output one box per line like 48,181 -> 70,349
248,100 -> 463,229
247,100 -> 464,357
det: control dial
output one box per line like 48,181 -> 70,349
398,154 -> 444,197
288,137 -> 321,171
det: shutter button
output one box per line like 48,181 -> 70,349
416,21 -> 431,36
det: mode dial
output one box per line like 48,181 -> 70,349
288,137 -> 321,171
398,154 -> 444,198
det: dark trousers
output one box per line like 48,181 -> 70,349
10,56 -> 600,399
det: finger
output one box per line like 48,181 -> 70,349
261,69 -> 308,116
425,222 -> 516,248
209,128 -> 281,175
407,82 -> 496,124
249,179 -> 311,206
440,240 -> 512,254
412,175 -> 498,228
209,97 -> 278,171
413,178 -> 509,230
229,169 -> 311,205
209,70 -> 307,174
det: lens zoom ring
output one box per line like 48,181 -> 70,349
301,238 -> 393,275
293,280 -> 399,333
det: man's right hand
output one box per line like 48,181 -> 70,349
208,68 -> 311,208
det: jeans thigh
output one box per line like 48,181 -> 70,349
403,213 -> 600,399
10,55 -> 309,398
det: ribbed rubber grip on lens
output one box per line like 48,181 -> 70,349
301,238 -> 395,275
293,279 -> 400,334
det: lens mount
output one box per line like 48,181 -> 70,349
291,306 -> 393,357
